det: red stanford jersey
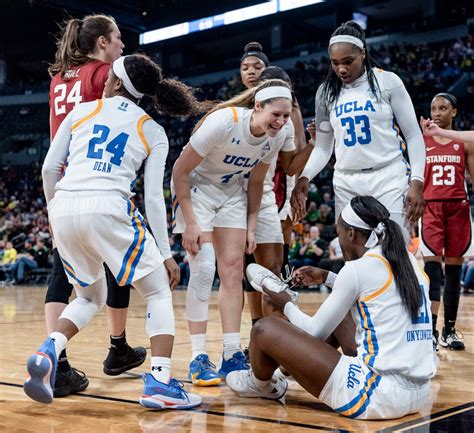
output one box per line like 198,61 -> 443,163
423,136 -> 467,201
49,61 -> 110,139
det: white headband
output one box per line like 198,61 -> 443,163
341,202 -> 386,248
255,86 -> 292,102
112,56 -> 144,99
329,35 -> 364,50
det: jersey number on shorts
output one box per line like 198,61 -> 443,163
53,82 -> 82,116
87,124 -> 128,166
412,284 -> 430,325
340,115 -> 371,147
432,165 -> 455,186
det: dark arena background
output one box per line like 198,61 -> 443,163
0,1 -> 473,432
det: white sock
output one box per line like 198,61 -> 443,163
190,333 -> 207,361
223,332 -> 240,360
151,356 -> 171,384
252,372 -> 270,389
49,332 -> 68,359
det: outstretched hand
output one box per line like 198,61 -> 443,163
292,266 -> 328,286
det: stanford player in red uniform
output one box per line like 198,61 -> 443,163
46,14 -> 146,398
420,93 -> 474,351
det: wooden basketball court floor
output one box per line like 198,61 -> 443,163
1,285 -> 473,433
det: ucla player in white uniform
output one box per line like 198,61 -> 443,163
24,54 -> 203,410
247,67 -> 313,321
172,79 -> 293,385
227,196 -> 436,420
292,21 -> 425,235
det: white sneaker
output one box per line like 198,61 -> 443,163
226,369 -> 287,400
246,264 -> 298,304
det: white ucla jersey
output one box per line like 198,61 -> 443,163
327,68 -> 406,171
56,96 -> 167,198
189,106 -> 287,186
349,247 -> 436,381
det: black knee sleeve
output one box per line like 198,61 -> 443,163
105,263 -> 131,309
443,264 -> 462,329
243,253 -> 256,292
45,248 -> 74,304
424,261 -> 442,302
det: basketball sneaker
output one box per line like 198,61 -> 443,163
439,327 -> 465,350
103,344 -> 147,376
188,354 -> 222,386
139,374 -> 202,410
218,351 -> 249,379
246,264 -> 298,304
24,337 -> 58,404
226,369 -> 287,400
53,367 -> 89,397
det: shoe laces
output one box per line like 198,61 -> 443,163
447,329 -> 464,341
229,351 -> 249,369
197,356 -> 217,371
168,378 -> 189,401
71,367 -> 87,378
280,264 -> 294,284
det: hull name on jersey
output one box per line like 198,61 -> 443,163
346,363 -> 362,389
426,155 -> 461,163
335,100 -> 376,118
93,161 -> 112,173
63,68 -> 81,80
223,154 -> 260,168
406,328 -> 432,342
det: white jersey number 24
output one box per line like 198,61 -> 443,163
53,81 -> 83,116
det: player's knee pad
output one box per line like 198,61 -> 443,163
145,291 -> 175,337
188,243 -> 216,302
425,261 -> 442,302
133,264 -> 172,301
59,278 -> 106,330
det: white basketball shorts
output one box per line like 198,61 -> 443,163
319,354 -> 430,420
172,172 -> 247,233
48,191 -> 163,287
333,157 -> 410,239
255,203 -> 284,245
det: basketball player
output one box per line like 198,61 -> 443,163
228,196 -> 436,420
240,44 -> 309,324
245,66 -> 312,321
172,79 -> 293,385
292,21 -> 426,235
419,93 -> 474,350
24,54 -> 203,409
239,42 -> 269,89
47,14 -> 145,397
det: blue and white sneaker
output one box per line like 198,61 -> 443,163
218,351 -> 249,380
24,337 -> 58,404
139,374 -> 202,410
188,354 -> 222,386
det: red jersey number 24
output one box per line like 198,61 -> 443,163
53,81 -> 83,115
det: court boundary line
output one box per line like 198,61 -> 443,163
3,380 -> 472,432
0,381 -> 345,431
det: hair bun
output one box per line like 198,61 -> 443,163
343,20 -> 364,34
244,42 -> 263,53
